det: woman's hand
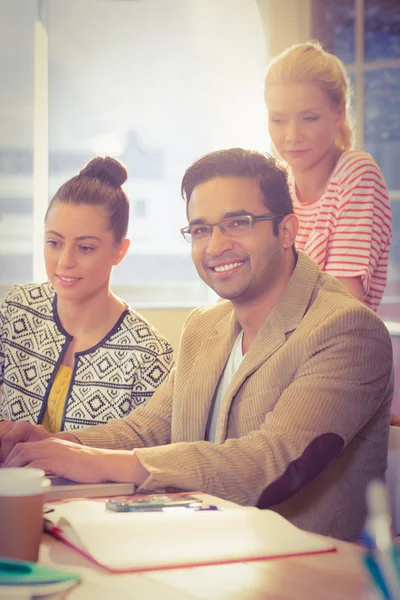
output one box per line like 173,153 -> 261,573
3,437 -> 149,485
0,420 -> 52,463
0,420 -> 81,464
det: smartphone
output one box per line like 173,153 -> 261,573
105,494 -> 202,512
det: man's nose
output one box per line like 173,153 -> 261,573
205,225 -> 234,256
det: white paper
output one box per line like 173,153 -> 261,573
48,500 -> 335,571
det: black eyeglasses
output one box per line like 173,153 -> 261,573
180,213 -> 284,244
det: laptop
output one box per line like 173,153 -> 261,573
45,476 -> 136,502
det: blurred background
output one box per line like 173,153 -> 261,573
0,0 -> 399,408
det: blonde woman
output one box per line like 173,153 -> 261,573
264,40 -> 391,312
265,41 -> 399,426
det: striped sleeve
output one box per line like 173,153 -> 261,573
324,154 -> 391,305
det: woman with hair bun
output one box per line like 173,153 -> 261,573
0,157 -> 173,434
264,40 -> 392,312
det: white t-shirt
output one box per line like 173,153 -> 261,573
205,330 -> 244,443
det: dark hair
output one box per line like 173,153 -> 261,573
181,148 -> 293,235
45,156 -> 129,243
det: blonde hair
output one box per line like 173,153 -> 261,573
264,40 -> 354,151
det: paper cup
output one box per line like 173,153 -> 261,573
0,468 -> 50,561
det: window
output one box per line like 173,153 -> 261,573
313,0 -> 400,412
0,0 -> 268,307
0,0 -> 35,285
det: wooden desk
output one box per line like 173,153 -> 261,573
38,494 -> 374,600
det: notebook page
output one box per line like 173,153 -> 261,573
50,500 -> 335,570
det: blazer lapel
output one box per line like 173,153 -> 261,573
214,251 -> 321,443
182,309 -> 241,441
214,311 -> 286,443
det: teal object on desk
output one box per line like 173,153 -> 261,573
0,557 -> 79,586
363,548 -> 400,600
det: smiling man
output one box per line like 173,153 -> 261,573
0,149 -> 393,541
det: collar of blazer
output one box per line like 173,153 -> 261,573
266,250 -> 322,335
229,251 -> 322,383
185,251 -> 323,443
212,250 -> 322,338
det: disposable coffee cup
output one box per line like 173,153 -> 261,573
0,468 -> 51,561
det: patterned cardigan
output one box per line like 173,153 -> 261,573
0,283 -> 173,431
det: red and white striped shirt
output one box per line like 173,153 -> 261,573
290,151 -> 392,312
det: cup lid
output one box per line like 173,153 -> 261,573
0,468 -> 51,497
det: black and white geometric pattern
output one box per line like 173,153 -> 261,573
0,283 -> 174,431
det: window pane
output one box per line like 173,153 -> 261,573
46,0 -> 268,306
348,70 -> 356,122
312,0 -> 355,64
0,0 -> 34,286
365,0 -> 400,61
364,68 -> 400,190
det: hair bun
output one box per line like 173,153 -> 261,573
80,156 -> 128,187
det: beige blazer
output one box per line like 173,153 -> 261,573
77,252 -> 393,541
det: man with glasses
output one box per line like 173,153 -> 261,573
0,148 -> 393,541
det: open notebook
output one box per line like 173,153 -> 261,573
44,499 -> 336,573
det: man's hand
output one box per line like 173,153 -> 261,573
0,420 -> 79,463
391,413 -> 400,427
4,437 -> 150,485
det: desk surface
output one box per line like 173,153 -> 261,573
39,535 -> 372,600
38,494 -> 376,600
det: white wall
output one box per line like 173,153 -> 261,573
145,0 -> 313,348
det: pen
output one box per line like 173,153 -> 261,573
161,504 -> 221,513
365,481 -> 400,600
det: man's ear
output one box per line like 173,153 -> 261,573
114,238 -> 130,266
279,214 -> 298,249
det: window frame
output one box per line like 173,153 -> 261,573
312,0 -> 400,329
349,0 -> 400,334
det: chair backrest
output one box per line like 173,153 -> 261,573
387,426 -> 400,535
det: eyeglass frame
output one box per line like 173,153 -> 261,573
180,212 -> 285,244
